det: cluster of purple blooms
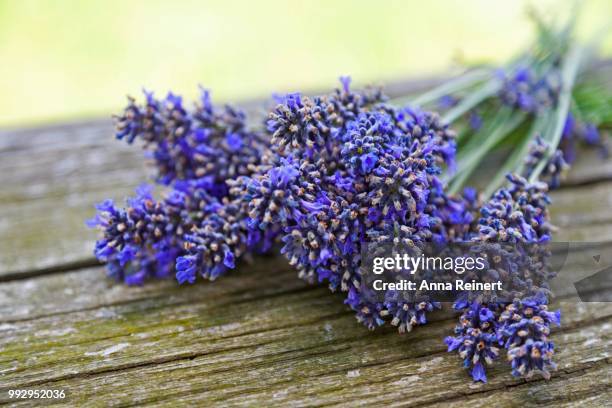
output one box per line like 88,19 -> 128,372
522,136 -> 568,189
89,75 -> 603,383
561,112 -> 608,163
114,89 -> 268,192
435,65 -> 607,382
89,89 -> 271,285
438,65 -> 606,169
498,66 -> 562,115
498,66 -> 607,167
238,78 -> 462,333
445,171 -> 560,382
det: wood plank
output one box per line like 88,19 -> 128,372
0,121 -> 146,277
0,295 -> 607,406
0,256 -> 609,405
564,148 -> 612,187
0,257 -> 297,323
413,365 -> 611,408
550,181 -> 612,227
213,321 -> 608,408
0,254 -> 601,325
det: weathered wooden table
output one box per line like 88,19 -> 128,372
1,78 -> 611,407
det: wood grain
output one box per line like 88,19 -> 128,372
0,265 -> 609,405
1,71 -> 611,406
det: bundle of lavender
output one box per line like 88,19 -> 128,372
88,14 -> 610,383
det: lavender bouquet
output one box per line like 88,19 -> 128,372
88,15 -> 611,383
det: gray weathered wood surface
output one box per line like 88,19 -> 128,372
0,76 -> 611,407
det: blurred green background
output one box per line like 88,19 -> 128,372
0,0 -> 610,126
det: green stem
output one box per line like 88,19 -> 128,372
483,115 -> 551,197
528,44 -> 584,183
454,107 -> 513,167
442,79 -> 502,124
448,111 -> 526,194
390,68 -> 492,107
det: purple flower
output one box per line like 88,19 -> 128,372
498,66 -> 561,115
179,198 -> 253,282
87,178 -> 236,285
226,132 -> 243,152
339,76 -> 352,93
245,83 -> 460,333
584,124 -> 599,144
471,362 -> 487,383
560,115 -> 607,162
382,293 -> 441,333
268,160 -> 300,187
361,152 -> 379,173
176,256 -> 197,284
523,137 -> 568,189
498,293 -> 560,379
469,112 -> 483,130
445,168 -> 561,382
445,302 -> 501,382
113,88 -> 268,189
478,174 -> 551,243
438,95 -> 458,109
